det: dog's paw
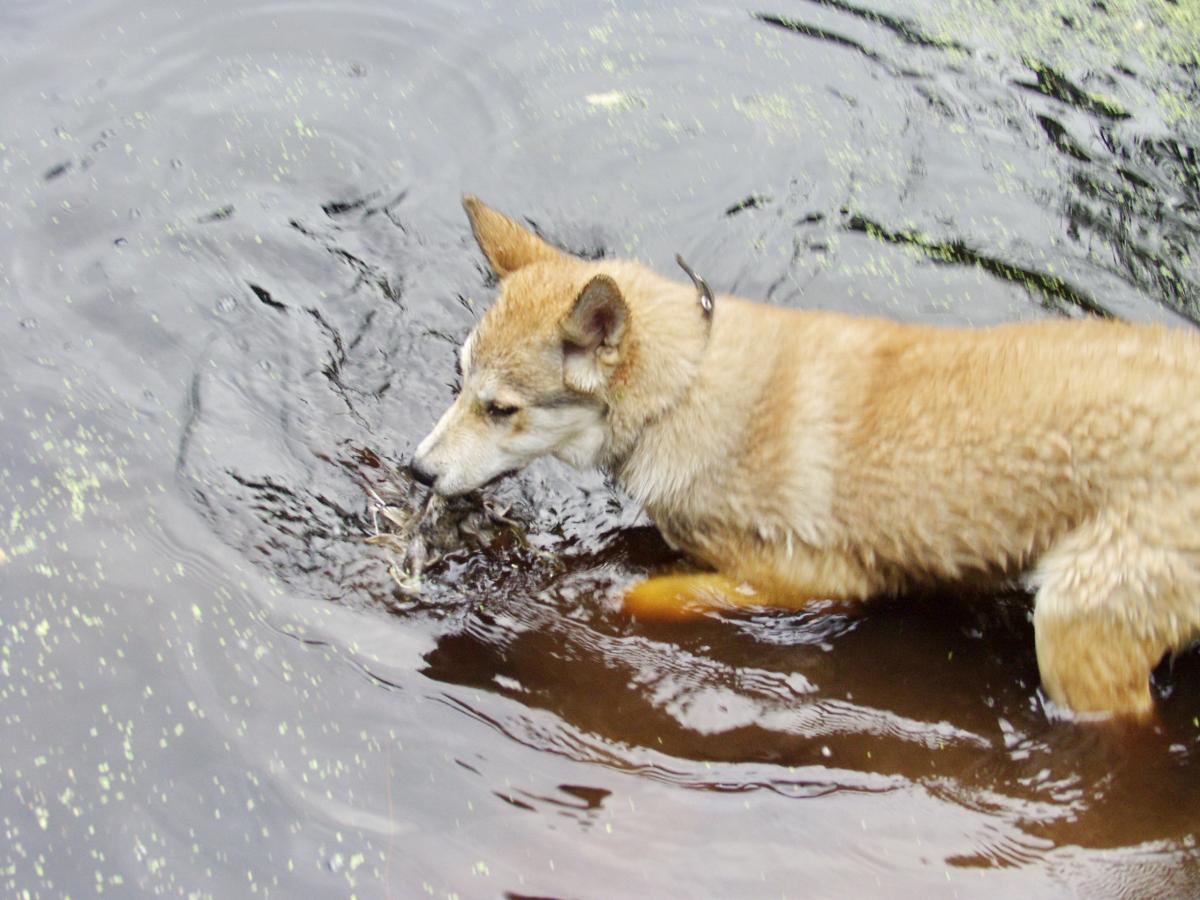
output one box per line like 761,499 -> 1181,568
621,573 -> 760,621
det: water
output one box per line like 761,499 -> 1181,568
2,0 -> 1199,895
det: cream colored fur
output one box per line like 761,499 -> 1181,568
412,195 -> 1200,719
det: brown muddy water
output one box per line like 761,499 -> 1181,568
3,0 -> 1200,896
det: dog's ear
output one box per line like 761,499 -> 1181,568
561,275 -> 628,393
463,195 -> 563,278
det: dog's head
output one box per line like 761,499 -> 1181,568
411,196 -> 632,496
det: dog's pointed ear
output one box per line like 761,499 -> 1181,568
563,275 -> 627,350
561,275 -> 628,393
463,195 -> 563,278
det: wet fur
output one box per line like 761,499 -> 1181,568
414,196 -> 1200,719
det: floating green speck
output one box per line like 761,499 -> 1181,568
585,90 -> 633,110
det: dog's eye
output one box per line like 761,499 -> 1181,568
485,401 -> 519,418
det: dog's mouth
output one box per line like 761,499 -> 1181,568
467,466 -> 520,497
423,466 -> 519,499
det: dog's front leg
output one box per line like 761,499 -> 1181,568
622,572 -> 803,620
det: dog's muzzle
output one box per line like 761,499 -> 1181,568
409,458 -> 437,488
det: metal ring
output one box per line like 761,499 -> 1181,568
675,253 -> 715,319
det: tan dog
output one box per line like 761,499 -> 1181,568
412,195 -> 1200,719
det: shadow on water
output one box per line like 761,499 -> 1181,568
3,0 -> 1200,895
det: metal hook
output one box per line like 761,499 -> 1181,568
675,253 -> 715,321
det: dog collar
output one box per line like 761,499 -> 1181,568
675,254 -> 715,325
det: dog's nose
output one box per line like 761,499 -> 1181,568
409,458 -> 436,487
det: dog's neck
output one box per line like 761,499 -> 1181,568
597,265 -> 713,477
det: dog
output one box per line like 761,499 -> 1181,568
412,195 -> 1200,719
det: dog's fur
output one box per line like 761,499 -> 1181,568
413,196 -> 1200,719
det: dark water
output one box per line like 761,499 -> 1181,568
3,0 -> 1200,895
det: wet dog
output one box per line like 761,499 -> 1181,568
413,195 -> 1200,719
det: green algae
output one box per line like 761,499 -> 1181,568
846,212 -> 1115,317
929,0 -> 1200,124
